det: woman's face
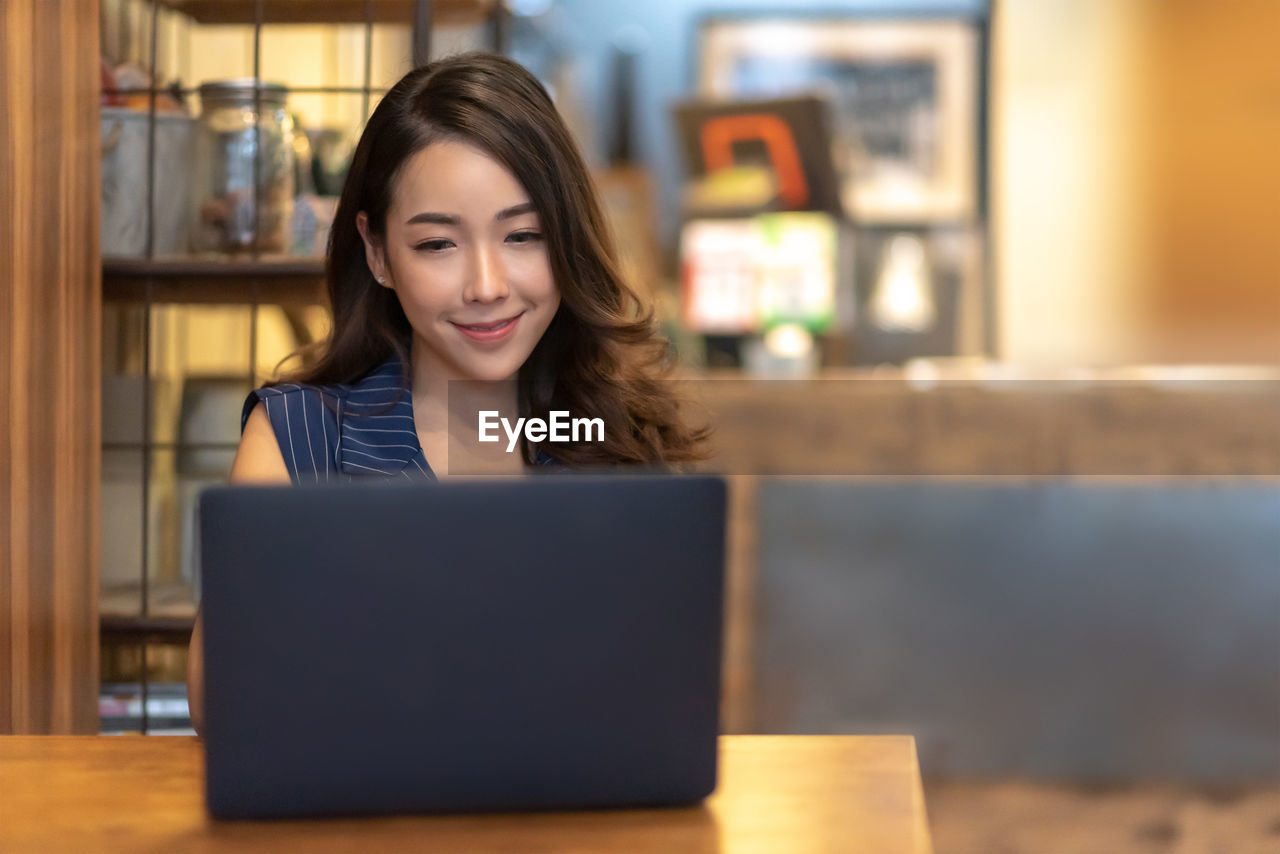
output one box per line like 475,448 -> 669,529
358,139 -> 560,383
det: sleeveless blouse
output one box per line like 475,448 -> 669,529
241,354 -> 560,484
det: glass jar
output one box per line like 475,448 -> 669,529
193,81 -> 295,253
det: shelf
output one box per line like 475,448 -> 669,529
101,615 -> 197,644
103,256 -> 327,305
102,580 -> 198,623
102,578 -> 196,644
154,0 -> 495,25
103,85 -> 386,97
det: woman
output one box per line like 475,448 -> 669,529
187,52 -> 707,732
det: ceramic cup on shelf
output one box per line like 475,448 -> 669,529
100,107 -> 196,257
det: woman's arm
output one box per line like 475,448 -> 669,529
187,401 -> 291,735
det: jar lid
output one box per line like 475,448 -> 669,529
198,80 -> 289,106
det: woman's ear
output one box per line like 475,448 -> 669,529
355,211 -> 392,288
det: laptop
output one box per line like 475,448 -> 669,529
197,475 -> 726,819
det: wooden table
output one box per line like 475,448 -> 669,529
0,735 -> 932,853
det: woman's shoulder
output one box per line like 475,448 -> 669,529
239,352 -> 421,483
240,380 -> 346,434
240,353 -> 409,432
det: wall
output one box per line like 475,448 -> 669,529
993,0 -> 1279,365
990,0 -> 1147,366
1136,0 -> 1280,363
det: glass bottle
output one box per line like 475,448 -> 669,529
193,81 -> 295,254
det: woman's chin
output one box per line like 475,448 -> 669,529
416,336 -> 531,384
455,359 -> 523,384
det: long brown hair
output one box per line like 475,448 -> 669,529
283,52 -> 707,466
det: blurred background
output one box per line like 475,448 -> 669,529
4,1 -> 1278,851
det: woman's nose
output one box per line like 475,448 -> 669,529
464,245 -> 509,303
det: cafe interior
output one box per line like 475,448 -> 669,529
2,0 -> 1278,851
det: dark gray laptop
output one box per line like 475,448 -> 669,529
198,476 -> 726,819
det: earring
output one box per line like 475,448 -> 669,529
376,275 -> 386,284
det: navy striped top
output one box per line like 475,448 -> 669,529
241,353 -> 559,484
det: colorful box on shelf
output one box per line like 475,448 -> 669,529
680,212 -> 846,336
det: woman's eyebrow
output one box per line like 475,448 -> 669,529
495,202 -> 535,221
404,202 -> 535,226
405,211 -> 460,226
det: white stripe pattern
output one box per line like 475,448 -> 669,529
241,352 -> 565,482
241,353 -> 434,483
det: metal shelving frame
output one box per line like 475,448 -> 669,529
100,0 -> 509,732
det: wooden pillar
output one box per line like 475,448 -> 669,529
721,476 -> 757,734
0,0 -> 101,733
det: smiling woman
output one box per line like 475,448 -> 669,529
186,52 -> 709,734
234,51 -> 708,482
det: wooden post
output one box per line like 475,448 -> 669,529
721,476 -> 757,733
0,0 -> 101,733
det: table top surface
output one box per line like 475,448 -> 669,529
0,734 -> 932,854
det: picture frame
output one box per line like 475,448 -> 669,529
698,17 -> 980,224
849,225 -> 986,365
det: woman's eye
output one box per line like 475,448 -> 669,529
507,231 -> 543,245
415,239 -> 454,252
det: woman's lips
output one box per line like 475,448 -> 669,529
451,313 -> 522,343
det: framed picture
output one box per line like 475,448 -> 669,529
849,225 -> 985,365
699,17 -> 980,224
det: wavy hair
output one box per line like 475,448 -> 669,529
282,52 -> 707,467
